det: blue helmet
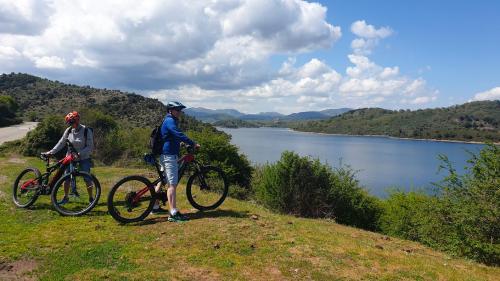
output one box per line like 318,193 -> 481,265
166,101 -> 186,111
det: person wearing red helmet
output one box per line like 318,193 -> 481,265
44,111 -> 95,204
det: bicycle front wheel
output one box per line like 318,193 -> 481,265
12,167 -> 41,208
51,171 -> 101,216
107,176 -> 155,223
186,165 -> 228,211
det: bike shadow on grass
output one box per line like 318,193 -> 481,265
128,209 -> 250,226
27,202 -> 109,217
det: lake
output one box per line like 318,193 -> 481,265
218,127 -> 485,197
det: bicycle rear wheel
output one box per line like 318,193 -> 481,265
107,176 -> 155,223
186,165 -> 228,211
51,171 -> 101,216
12,167 -> 41,208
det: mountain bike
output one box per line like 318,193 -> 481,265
12,140 -> 101,216
107,145 -> 228,223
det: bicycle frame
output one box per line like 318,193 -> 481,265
132,149 -> 200,205
20,142 -> 78,195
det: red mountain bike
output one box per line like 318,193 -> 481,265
107,145 -> 228,223
12,140 -> 101,216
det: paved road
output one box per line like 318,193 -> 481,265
0,122 -> 38,145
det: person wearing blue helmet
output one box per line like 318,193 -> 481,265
152,101 -> 200,222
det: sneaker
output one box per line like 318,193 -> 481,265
89,197 -> 94,203
69,191 -> 80,197
58,196 -> 69,205
151,207 -> 169,215
168,211 -> 189,222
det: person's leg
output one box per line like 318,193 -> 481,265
167,183 -> 177,212
151,181 -> 168,214
79,159 -> 94,202
161,154 -> 179,215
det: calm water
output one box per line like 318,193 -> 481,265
219,127 -> 484,197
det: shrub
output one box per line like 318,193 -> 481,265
20,115 -> 66,156
254,151 -> 382,230
0,95 -> 21,126
188,129 -> 253,189
380,144 -> 500,265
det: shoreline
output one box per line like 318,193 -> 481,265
290,129 -> 498,145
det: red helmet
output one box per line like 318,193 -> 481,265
65,111 -> 80,124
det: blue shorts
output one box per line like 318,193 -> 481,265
66,158 -> 92,173
66,158 -> 93,185
160,154 -> 178,185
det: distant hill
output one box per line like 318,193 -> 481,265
291,101 -> 500,142
185,107 -> 351,123
0,73 -> 209,131
320,108 -> 352,116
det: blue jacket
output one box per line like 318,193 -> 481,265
160,114 -> 195,155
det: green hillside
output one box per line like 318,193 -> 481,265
291,101 -> 500,142
1,155 -> 499,280
0,73 -> 205,130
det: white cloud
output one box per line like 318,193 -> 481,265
351,20 -> 392,39
0,46 -> 21,60
33,56 -> 65,69
72,50 -> 98,68
472,87 -> 500,101
0,0 -> 340,91
150,18 -> 438,114
0,0 -> 52,35
350,20 -> 392,55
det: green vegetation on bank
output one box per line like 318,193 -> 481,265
213,119 -> 259,128
0,95 -> 21,127
1,156 -> 499,280
291,101 -> 500,143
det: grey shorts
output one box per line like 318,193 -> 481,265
160,154 -> 178,185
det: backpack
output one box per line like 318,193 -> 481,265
149,125 -> 164,155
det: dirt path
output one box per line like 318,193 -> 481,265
0,122 -> 38,145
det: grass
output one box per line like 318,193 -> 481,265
0,154 -> 499,280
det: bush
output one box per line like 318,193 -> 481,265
20,115 -> 66,156
254,151 -> 382,230
433,144 -> 499,265
380,144 -> 500,265
0,95 -> 21,126
187,129 -> 253,189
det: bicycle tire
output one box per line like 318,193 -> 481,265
12,167 -> 41,208
107,175 -> 155,223
186,165 -> 228,211
51,171 -> 101,216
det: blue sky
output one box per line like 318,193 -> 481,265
317,0 -> 500,106
0,0 -> 498,113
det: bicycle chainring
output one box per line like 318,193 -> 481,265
124,191 -> 138,212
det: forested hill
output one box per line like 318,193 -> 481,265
0,73 -> 207,131
291,101 -> 500,142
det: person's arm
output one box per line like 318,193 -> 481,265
165,118 -> 195,146
47,128 -> 70,155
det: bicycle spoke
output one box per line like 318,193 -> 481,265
108,176 -> 154,223
187,166 -> 228,210
13,168 -> 41,208
52,172 -> 100,216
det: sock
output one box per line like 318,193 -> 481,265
153,203 -> 159,210
170,208 -> 178,216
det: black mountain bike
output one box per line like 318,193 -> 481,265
12,140 -> 101,216
107,146 -> 228,223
